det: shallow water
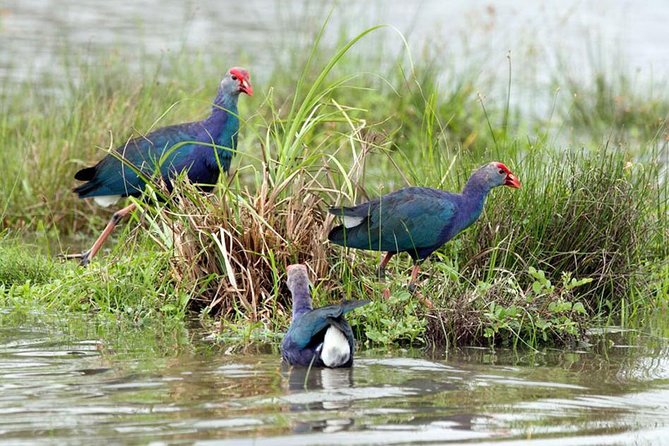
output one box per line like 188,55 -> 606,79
2,321 -> 669,445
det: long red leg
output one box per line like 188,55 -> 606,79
376,252 -> 394,279
79,203 -> 137,266
408,263 -> 421,288
408,263 -> 433,307
377,252 -> 395,299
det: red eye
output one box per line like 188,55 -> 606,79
231,75 -> 238,81
498,168 -> 505,175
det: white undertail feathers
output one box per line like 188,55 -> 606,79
342,215 -> 364,228
93,195 -> 122,207
320,325 -> 350,367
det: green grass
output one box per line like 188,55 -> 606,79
557,70 -> 669,143
0,233 -> 190,324
0,239 -> 62,287
1,23 -> 668,350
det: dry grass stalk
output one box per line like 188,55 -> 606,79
153,159 -> 341,323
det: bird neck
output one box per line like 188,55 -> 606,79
460,175 -> 493,219
462,174 -> 493,201
291,288 -> 313,319
204,91 -> 239,127
200,93 -> 241,155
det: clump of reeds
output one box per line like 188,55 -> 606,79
147,167 -> 333,322
143,116 -> 390,323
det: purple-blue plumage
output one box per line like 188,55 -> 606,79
281,265 -> 369,368
65,68 -> 252,266
328,162 -> 521,287
73,67 -> 253,201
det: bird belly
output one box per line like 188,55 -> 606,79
182,157 -> 221,188
320,325 -> 350,367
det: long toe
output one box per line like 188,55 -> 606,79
420,295 -> 434,309
58,252 -> 84,260
79,251 -> 91,267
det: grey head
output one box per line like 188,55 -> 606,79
467,161 -> 521,191
218,67 -> 253,98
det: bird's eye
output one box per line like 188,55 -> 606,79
498,168 -> 505,175
231,75 -> 238,81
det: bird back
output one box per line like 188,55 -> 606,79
285,300 -> 369,349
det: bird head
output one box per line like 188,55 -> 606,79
221,67 -> 253,96
481,162 -> 521,189
286,264 -> 310,295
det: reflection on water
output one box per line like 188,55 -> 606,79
1,321 -> 669,444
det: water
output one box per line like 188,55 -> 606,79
2,1 -> 669,90
2,320 -> 669,445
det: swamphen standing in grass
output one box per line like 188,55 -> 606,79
69,67 -> 252,266
328,162 -> 521,290
281,264 -> 369,368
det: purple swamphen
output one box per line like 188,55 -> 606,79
68,67 -> 253,266
328,162 -> 521,290
281,264 -> 369,368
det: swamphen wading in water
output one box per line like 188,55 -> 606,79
328,162 -> 521,292
68,67 -> 252,266
281,264 -> 369,368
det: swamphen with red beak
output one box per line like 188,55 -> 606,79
69,67 -> 252,266
328,162 -> 521,290
281,264 -> 369,368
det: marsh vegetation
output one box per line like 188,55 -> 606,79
1,23 -> 667,351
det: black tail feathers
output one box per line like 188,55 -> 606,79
74,165 -> 97,181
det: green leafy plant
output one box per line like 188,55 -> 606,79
349,289 -> 426,347
482,267 -> 592,348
